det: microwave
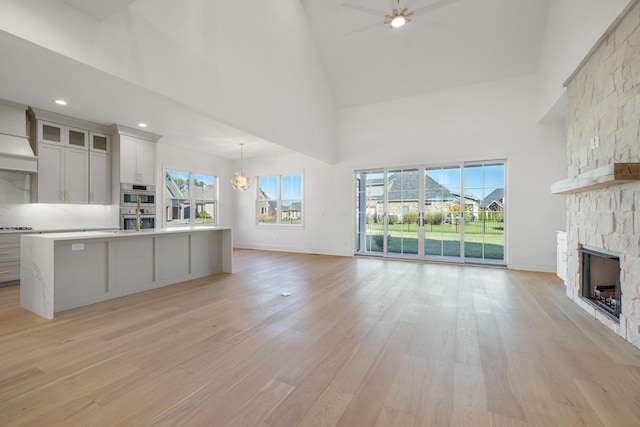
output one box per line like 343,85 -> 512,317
120,183 -> 156,207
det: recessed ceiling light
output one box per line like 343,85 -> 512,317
55,99 -> 67,106
138,123 -> 147,128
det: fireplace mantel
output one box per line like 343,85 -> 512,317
550,163 -> 640,195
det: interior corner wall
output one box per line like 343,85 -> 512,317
536,0 -> 630,120
234,74 -> 568,272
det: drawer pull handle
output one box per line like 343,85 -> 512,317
0,251 -> 9,255
0,271 -> 10,275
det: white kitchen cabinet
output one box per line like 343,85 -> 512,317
119,134 -> 155,185
34,143 -> 88,203
557,231 -> 567,284
65,147 -> 89,204
0,234 -> 21,285
90,132 -> 111,154
37,120 -> 88,150
29,108 -> 112,205
90,152 -> 111,204
35,143 -> 64,203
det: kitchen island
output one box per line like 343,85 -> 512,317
20,226 -> 232,319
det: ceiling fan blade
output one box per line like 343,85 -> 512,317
343,21 -> 385,36
342,3 -> 387,17
412,0 -> 461,17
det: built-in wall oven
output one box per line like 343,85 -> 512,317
120,207 -> 156,230
120,183 -> 156,230
120,183 -> 156,207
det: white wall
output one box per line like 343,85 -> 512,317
0,0 -> 336,163
537,0 -> 630,120
234,74 -> 568,272
233,152 -> 346,254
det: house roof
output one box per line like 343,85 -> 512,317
384,170 -> 456,202
481,188 -> 504,208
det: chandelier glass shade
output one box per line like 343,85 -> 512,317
232,143 -> 250,191
232,172 -> 250,191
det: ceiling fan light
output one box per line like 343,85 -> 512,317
391,15 -> 406,28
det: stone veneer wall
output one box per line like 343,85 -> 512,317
565,0 -> 640,348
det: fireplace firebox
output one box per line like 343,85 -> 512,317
580,246 -> 621,323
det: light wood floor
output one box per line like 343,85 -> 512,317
2,250 -> 640,426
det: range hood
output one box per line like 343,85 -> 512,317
0,99 -> 37,173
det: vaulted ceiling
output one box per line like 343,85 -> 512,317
302,0 -> 549,108
0,0 -> 552,159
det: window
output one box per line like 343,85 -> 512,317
165,169 -> 217,226
257,173 -> 303,226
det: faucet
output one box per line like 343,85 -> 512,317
135,197 -> 141,231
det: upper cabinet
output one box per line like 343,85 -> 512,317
90,132 -> 111,154
28,108 -> 111,205
114,126 -> 160,186
37,121 -> 89,150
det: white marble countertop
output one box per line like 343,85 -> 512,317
0,226 -> 119,235
22,226 -> 232,241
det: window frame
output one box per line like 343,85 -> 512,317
255,172 -> 304,227
164,168 -> 218,227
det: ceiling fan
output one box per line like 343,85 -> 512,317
342,0 -> 460,30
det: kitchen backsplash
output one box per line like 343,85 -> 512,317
0,171 -> 118,229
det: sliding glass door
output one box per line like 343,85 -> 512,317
424,166 -> 462,260
355,170 -> 385,255
463,162 -> 505,263
386,168 -> 420,257
355,161 -> 506,265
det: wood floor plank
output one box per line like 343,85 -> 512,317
334,321 -> 414,427
298,386 -> 353,427
576,379 -> 640,427
449,362 -> 490,427
223,380 -> 295,427
475,311 -> 527,422
0,250 -> 640,426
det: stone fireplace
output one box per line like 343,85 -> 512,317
553,1 -> 640,349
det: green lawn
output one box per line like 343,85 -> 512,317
360,220 -> 504,260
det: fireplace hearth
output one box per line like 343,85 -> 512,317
580,247 -> 621,323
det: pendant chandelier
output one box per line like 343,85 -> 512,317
232,142 -> 250,191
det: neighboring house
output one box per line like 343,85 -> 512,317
282,201 -> 302,221
257,189 -> 277,220
360,170 -> 480,224
165,173 -> 216,221
165,173 -> 187,221
481,188 -> 505,211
